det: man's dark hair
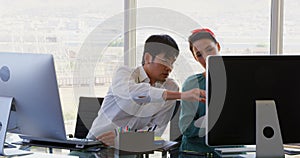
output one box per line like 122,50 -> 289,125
142,34 -> 179,65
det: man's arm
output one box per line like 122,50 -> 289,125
96,131 -> 115,146
113,66 -> 206,104
112,66 -> 166,104
163,88 -> 206,102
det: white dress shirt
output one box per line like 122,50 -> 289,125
87,66 -> 179,139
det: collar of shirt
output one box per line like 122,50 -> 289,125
137,66 -> 150,83
137,66 -> 164,87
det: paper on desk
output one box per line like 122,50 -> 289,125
154,136 -> 164,141
284,144 -> 300,149
154,136 -> 165,145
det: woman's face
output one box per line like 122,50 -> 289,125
192,38 -> 220,69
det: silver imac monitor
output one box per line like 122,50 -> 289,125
0,52 -> 66,140
206,55 -> 300,146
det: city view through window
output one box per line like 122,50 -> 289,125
1,0 -> 299,138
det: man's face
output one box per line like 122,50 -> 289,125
144,53 -> 176,84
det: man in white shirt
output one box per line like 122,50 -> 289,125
87,34 -> 205,146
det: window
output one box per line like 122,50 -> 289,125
0,0 -> 123,134
283,0 -> 300,54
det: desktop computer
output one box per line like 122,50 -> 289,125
206,55 -> 300,157
0,52 -> 101,156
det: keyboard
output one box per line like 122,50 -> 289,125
20,135 -> 102,146
67,137 -> 97,143
215,147 -> 256,154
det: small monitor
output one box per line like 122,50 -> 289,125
0,52 -> 66,140
206,55 -> 300,146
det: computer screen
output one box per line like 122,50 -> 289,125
0,52 -> 66,140
206,55 -> 300,146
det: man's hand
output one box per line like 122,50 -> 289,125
96,131 -> 115,146
181,88 -> 206,103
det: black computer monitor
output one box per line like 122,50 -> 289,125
0,52 -> 66,140
206,55 -> 300,146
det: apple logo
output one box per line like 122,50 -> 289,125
0,66 -> 10,82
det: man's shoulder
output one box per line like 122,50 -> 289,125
165,77 -> 177,83
164,78 -> 179,90
165,77 -> 178,84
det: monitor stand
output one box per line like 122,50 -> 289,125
256,100 -> 284,158
0,96 -> 32,156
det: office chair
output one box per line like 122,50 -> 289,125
74,97 -> 104,138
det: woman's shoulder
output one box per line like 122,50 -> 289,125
184,73 -> 205,83
182,73 -> 205,89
